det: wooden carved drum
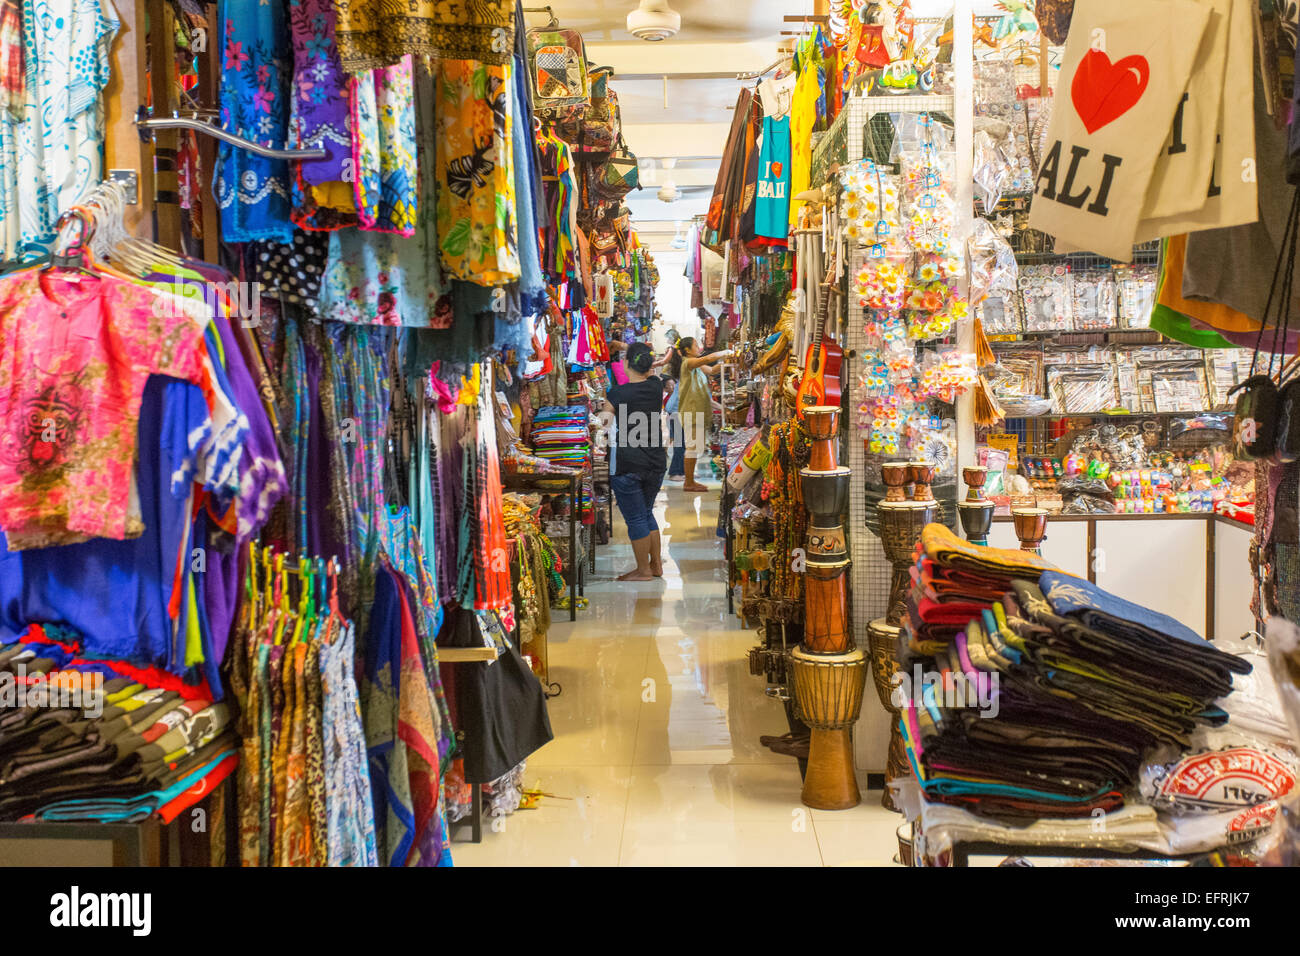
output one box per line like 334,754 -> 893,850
803,406 -> 840,471
802,558 -> 850,653
877,500 -> 936,627
1012,507 -> 1048,554
789,646 -> 868,810
906,461 -> 937,502
881,461 -> 909,502
867,617 -> 910,812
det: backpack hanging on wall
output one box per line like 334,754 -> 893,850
579,68 -> 621,158
593,132 -> 641,201
527,27 -> 590,110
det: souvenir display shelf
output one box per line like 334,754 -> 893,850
834,91 -> 960,776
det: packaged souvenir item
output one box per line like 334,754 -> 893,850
1070,269 -> 1117,330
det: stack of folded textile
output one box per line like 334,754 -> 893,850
529,406 -> 590,470
0,642 -> 237,822
899,524 -> 1251,822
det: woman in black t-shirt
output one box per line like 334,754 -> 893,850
602,342 -> 668,580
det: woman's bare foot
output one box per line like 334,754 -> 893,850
682,482 -> 708,492
650,555 -> 663,576
617,568 -> 655,581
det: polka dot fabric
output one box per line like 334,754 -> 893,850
245,230 -> 327,306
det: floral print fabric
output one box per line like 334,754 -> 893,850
215,0 -> 294,243
322,620 -> 378,866
318,61 -> 444,326
435,59 -> 520,286
351,56 -> 418,235
288,0 -> 350,189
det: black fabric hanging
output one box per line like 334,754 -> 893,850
439,604 -> 553,783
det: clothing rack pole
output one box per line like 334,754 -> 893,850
137,116 -> 330,161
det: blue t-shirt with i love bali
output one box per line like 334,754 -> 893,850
756,115 -> 791,241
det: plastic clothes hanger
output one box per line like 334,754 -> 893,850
290,553 -> 314,645
273,552 -> 291,645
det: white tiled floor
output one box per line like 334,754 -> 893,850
453,476 -> 903,866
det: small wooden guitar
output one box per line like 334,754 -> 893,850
795,251 -> 843,415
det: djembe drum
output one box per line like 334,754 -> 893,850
958,500 -> 994,546
1012,507 -> 1048,554
907,461 -> 937,502
803,405 -> 840,471
870,499 -> 933,812
789,646 -> 868,810
877,499 -> 936,627
867,617 -> 910,811
801,465 -> 852,654
881,462 -> 909,502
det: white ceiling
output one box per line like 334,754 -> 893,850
527,0 -> 796,44
524,1 -> 801,249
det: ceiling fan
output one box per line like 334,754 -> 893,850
627,0 -> 680,40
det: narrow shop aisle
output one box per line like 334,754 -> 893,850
453,480 -> 900,866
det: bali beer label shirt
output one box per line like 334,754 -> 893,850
756,115 -> 792,241
1027,0 -> 1211,261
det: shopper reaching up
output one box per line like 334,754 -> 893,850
670,337 -> 732,492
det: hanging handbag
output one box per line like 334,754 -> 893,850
593,133 -> 641,201
579,69 -> 620,158
1229,191 -> 1300,460
527,28 -> 590,109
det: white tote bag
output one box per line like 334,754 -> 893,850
1135,0 -> 1258,240
1027,0 -> 1211,261
1139,0 -> 1230,220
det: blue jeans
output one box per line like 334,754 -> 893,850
668,429 -> 685,477
611,470 -> 664,541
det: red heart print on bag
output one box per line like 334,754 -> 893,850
1070,47 -> 1150,134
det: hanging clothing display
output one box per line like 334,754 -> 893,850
2,0 -> 117,260
288,0 -> 352,198
215,0 -> 294,243
351,56 -> 418,236
333,0 -> 515,74
0,0 -> 693,870
435,59 -> 521,286
756,113 -> 792,244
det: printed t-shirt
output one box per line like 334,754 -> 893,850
0,270 -> 209,544
756,115 -> 792,242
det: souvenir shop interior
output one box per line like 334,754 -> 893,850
0,0 -> 1299,872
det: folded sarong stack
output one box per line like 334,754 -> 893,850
529,406 -> 591,469
0,629 -> 237,823
899,524 -> 1251,823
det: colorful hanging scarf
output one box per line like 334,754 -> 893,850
216,0 -> 294,243
351,56 -> 418,236
287,0 -> 354,230
289,0 -> 350,186
435,59 -> 520,286
333,0 -> 514,74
